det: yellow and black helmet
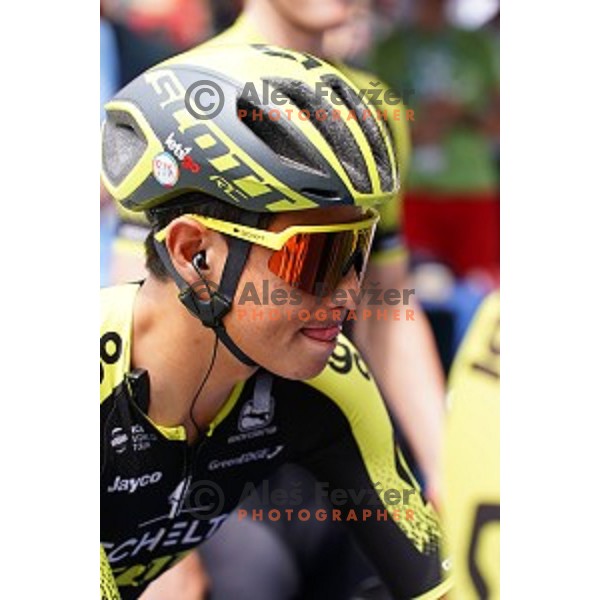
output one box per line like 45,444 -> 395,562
101,43 -> 399,214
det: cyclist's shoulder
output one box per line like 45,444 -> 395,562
100,284 -> 139,403
267,334 -> 389,444
334,61 -> 400,107
202,15 -> 264,47
334,61 -> 410,169
335,62 -> 384,90
449,291 -> 500,387
293,333 -> 384,415
101,283 -> 139,335
101,281 -> 139,304
470,292 -> 500,330
445,292 -> 500,598
457,292 -> 499,350
449,292 -> 500,392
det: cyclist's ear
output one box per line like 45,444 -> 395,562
163,216 -> 228,288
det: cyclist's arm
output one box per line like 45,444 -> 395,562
340,66 -> 446,506
101,545 -> 122,600
352,259 -> 445,507
298,339 -> 452,599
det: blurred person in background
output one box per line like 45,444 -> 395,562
100,17 -> 120,286
443,291 -> 499,599
100,0 -> 211,90
371,0 -> 499,283
101,0 -> 215,283
321,0 -> 373,64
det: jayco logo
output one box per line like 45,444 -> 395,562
107,471 -> 163,494
165,132 -> 192,160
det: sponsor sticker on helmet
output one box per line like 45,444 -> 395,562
153,152 -> 179,187
165,132 -> 202,174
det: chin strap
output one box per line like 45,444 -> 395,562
153,211 -> 263,367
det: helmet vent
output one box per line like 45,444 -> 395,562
264,78 -> 372,193
300,188 -> 342,202
102,110 -> 148,187
321,75 -> 395,193
237,96 -> 326,175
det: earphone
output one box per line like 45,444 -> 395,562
183,249 -> 229,329
190,250 -> 215,304
192,251 -> 208,274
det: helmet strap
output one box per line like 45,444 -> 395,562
152,211 -> 264,367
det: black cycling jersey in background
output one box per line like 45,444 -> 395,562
101,284 -> 452,599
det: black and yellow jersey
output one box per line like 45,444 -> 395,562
444,293 -> 500,599
101,284 -> 451,599
112,14 -> 409,269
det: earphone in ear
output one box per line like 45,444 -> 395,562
191,250 -> 215,301
192,251 -> 208,274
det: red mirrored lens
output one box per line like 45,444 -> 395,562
267,226 -> 375,296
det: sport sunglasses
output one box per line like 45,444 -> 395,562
156,208 -> 379,296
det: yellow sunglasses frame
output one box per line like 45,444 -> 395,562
155,207 -> 380,251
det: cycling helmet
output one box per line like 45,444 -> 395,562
101,43 -> 399,215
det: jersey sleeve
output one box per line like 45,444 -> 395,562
101,545 -> 122,600
100,285 -> 138,405
298,336 -> 452,599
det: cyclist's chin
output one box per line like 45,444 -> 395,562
275,0 -> 351,33
256,333 -> 336,381
272,357 -> 330,381
229,308 -> 339,379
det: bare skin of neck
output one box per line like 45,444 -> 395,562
243,1 -> 326,55
131,278 -> 256,444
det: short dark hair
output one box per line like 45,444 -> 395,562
144,192 -> 270,280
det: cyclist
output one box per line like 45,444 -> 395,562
112,0 -> 446,513
101,44 -> 451,599
444,293 -> 500,598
